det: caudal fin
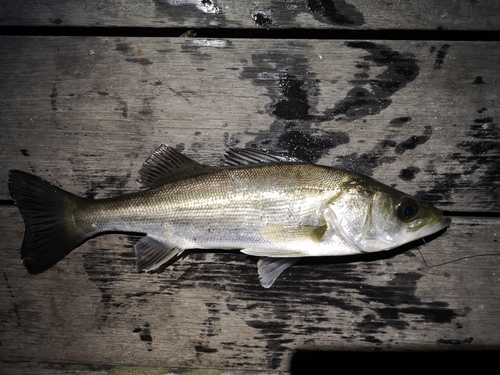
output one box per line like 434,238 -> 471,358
8,170 -> 88,274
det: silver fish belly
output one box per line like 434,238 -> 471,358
9,145 -> 451,288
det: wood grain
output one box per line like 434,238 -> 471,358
0,0 -> 499,30
0,37 -> 499,211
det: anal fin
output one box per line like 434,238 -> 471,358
257,257 -> 300,288
135,234 -> 182,272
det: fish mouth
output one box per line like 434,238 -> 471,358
417,216 -> 451,239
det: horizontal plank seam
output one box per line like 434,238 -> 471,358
1,26 -> 500,41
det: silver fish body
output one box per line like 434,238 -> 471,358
9,145 -> 451,287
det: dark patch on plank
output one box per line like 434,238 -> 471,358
379,140 -> 396,148
306,0 -> 364,25
246,320 -> 291,369
199,302 -> 222,341
243,41 -> 419,123
335,41 -> 420,119
83,174 -> 131,199
50,83 -> 58,111
395,135 -> 430,154
115,99 -> 128,118
415,173 -> 461,205
3,272 -> 21,327
324,86 -> 392,119
400,305 -> 457,323
79,237 -> 459,355
262,0 -> 364,27
177,247 -> 457,348
240,42 -> 418,163
139,106 -> 153,116
456,115 -> 500,201
48,18 -> 63,25
356,272 -> 458,341
393,125 -> 432,154
133,322 -> 153,351
390,116 -> 412,126
417,111 -> 499,207
335,151 -> 396,176
195,344 -> 218,353
437,338 -> 472,345
276,130 -> 349,162
20,149 -> 29,157
252,12 -> 273,26
399,166 -> 420,181
82,235 -> 165,325
472,76 -> 486,84
334,138 -> 398,176
269,73 -> 311,121
125,58 -> 153,66
173,255 -> 367,365
240,51 -> 348,162
115,42 -> 133,54
361,335 -> 382,344
431,44 -> 450,69
223,132 -> 241,147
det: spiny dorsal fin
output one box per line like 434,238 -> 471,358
139,144 -> 208,188
223,148 -> 306,166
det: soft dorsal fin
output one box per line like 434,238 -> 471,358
223,148 -> 306,166
139,144 -> 207,188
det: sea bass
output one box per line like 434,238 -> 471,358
9,145 -> 451,288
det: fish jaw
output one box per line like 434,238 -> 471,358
412,215 -> 451,239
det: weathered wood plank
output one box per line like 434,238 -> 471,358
0,361 -> 276,375
0,36 -> 499,211
1,206 -> 499,371
0,0 -> 499,30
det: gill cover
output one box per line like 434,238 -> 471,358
327,180 -> 448,253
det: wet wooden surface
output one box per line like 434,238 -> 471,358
1,1 -> 500,374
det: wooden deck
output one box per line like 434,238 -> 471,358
1,1 -> 499,374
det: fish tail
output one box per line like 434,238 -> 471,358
8,170 -> 89,274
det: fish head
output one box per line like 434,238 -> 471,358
327,175 -> 451,253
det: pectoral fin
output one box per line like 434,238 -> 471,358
260,224 -> 328,244
135,235 -> 183,272
257,257 -> 299,288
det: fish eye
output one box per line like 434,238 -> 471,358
396,196 -> 420,222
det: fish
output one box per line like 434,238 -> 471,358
8,145 -> 451,288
